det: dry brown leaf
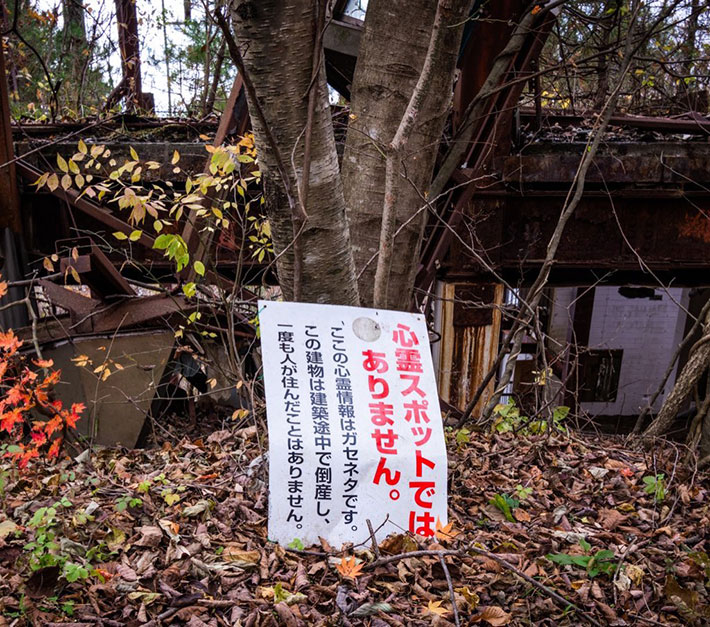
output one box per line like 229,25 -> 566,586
471,605 -> 511,625
223,547 -> 260,568
599,508 -> 627,531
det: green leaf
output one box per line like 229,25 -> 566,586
182,282 -> 196,298
153,234 -> 172,250
579,538 -> 591,553
129,230 -> 142,242
113,232 -> 128,240
193,260 -> 205,276
547,553 -> 574,565
287,538 -> 304,551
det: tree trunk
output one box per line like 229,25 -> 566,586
592,0 -> 620,111
231,0 -> 358,306
341,0 -> 469,308
113,0 -> 144,111
644,309 -> 710,442
204,38 -> 226,115
62,0 -> 87,111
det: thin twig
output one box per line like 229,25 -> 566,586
366,518 -> 381,559
439,554 -> 460,627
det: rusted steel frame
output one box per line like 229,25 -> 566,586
39,277 -> 192,331
58,240 -> 136,298
416,13 -> 555,296
519,109 -> 710,134
181,74 -> 247,274
0,33 -> 21,233
12,119 -> 221,138
16,160 -> 156,249
452,0 -> 527,131
214,74 -> 245,147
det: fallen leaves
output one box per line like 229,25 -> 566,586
471,605 -> 512,625
0,422 -> 707,626
423,599 -> 448,617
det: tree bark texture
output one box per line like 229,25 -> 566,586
62,0 -> 87,108
341,0 -> 469,308
644,312 -> 710,442
231,0 -> 358,306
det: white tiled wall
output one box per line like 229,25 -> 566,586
580,286 -> 688,416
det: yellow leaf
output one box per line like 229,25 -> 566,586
78,139 -> 88,154
335,556 -> 364,579
71,247 -> 79,261
43,257 -> 54,272
71,354 -> 90,367
129,230 -> 142,242
113,231 -> 128,240
424,600 -> 448,617
130,146 -> 139,161
57,153 -> 68,172
231,408 -> 249,421
61,174 -> 72,190
47,172 -> 59,191
171,150 -> 180,165
163,492 -> 180,506
68,159 -> 80,174
455,587 -> 480,609
34,172 -> 49,188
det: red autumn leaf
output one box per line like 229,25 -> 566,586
47,439 -> 62,459
30,430 -> 47,446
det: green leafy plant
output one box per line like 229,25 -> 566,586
515,484 -> 533,501
642,474 -> 666,502
115,495 -> 143,512
489,493 -> 519,522
547,538 -> 617,578
491,399 -> 569,436
287,538 -> 304,551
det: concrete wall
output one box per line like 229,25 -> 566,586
581,286 -> 688,416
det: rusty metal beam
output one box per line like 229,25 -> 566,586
416,9 -> 556,297
0,32 -> 21,233
519,109 -> 710,135
58,239 -> 136,299
16,160 -> 156,249
442,192 -> 710,287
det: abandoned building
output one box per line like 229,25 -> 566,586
1,0 -> 709,447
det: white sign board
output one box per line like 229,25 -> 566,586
259,300 -> 448,548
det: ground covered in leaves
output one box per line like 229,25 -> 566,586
0,423 -> 708,627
